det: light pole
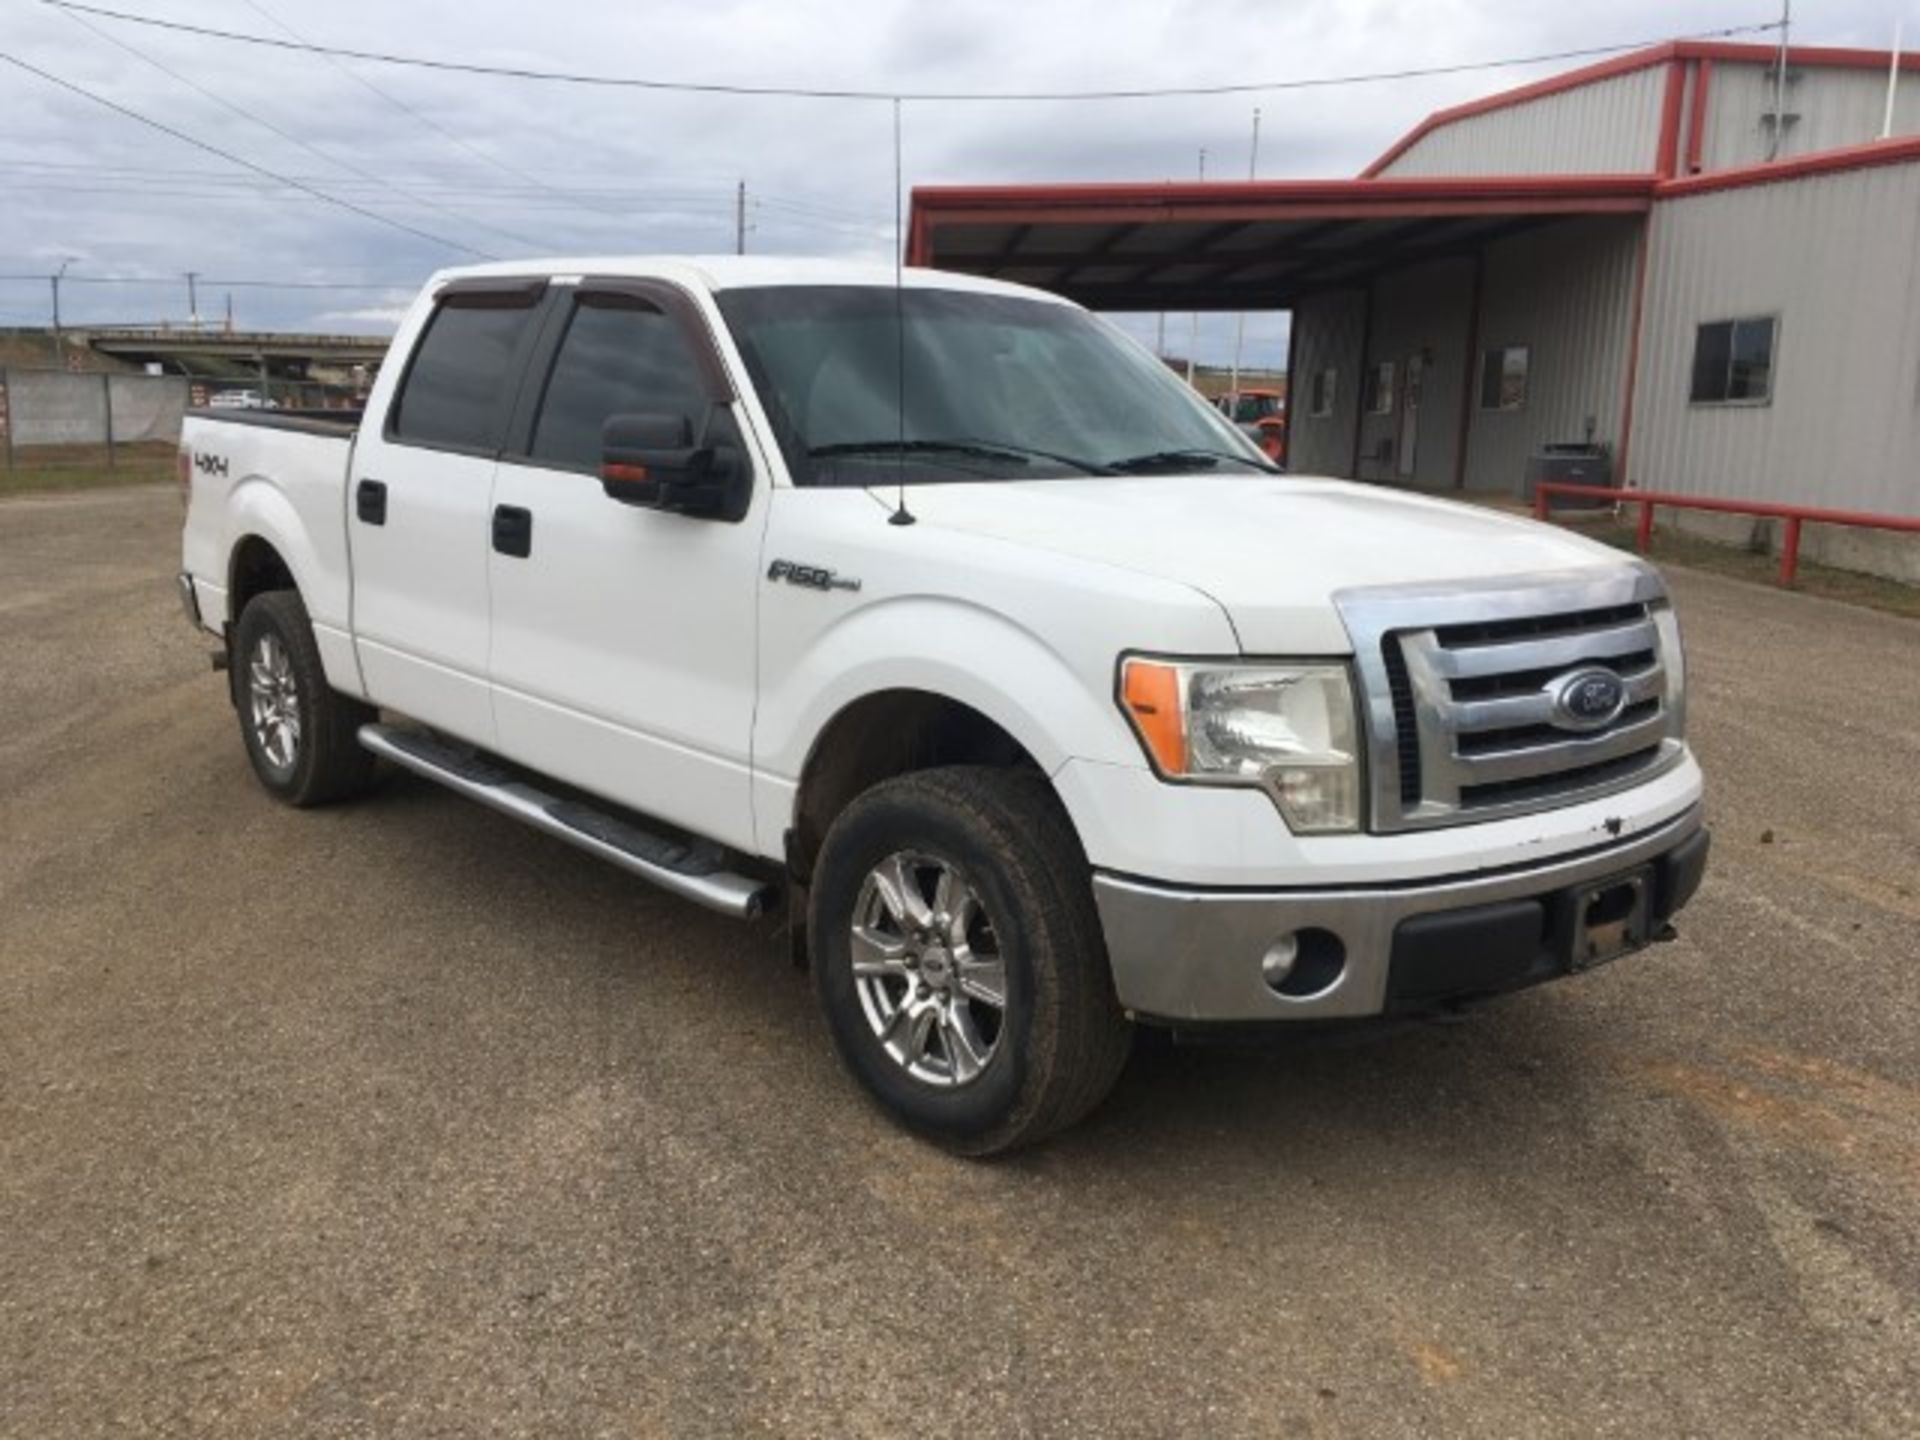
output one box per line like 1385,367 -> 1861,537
1229,107 -> 1262,399
50,258 -> 73,347
1186,148 -> 1205,387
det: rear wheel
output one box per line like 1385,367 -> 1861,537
810,766 -> 1131,1155
234,590 -> 378,807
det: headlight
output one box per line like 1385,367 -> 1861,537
1650,600 -> 1687,738
1119,657 -> 1361,833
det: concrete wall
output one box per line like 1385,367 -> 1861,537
1287,290 -> 1365,477
1463,216 -> 1642,494
0,369 -> 188,449
1377,66 -> 1668,177
1699,62 -> 1920,173
1629,159 -> 1920,576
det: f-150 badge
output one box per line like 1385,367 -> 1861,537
767,559 -> 861,593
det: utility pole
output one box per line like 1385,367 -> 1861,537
50,258 -> 72,346
186,271 -> 200,332
225,291 -> 234,334
1186,148 -> 1205,387
1229,107 -> 1262,400
1767,0 -> 1792,160
735,180 -> 747,256
1882,19 -> 1903,139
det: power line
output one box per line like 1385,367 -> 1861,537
0,167 -> 890,234
0,272 -> 417,290
54,4 -> 556,251
0,47 -> 494,259
42,3 -> 1784,103
0,158 -> 892,219
0,180 -> 884,238
236,0 -> 626,225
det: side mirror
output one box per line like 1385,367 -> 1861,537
601,411 -> 749,521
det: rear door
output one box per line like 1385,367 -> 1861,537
349,278 -> 548,745
484,278 -> 767,852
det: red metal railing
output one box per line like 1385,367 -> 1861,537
1533,483 -> 1920,587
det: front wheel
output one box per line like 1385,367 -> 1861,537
809,766 -> 1131,1155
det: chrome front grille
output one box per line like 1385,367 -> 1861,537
1338,568 -> 1686,832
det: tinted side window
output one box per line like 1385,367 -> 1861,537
528,298 -> 711,471
391,298 -> 540,451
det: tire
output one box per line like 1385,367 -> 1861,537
809,766 -> 1132,1155
233,590 -> 379,807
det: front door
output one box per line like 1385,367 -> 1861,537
349,278 -> 548,745
1397,352 -> 1424,479
484,280 -> 768,853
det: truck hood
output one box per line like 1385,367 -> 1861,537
896,475 -> 1629,654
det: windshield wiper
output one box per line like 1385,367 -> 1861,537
1106,447 -> 1279,474
807,438 -> 1111,475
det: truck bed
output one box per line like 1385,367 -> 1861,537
187,407 -> 364,437
179,410 -> 360,674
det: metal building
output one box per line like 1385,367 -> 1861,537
910,41 -> 1920,578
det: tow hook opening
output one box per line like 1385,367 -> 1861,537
1584,881 -> 1640,929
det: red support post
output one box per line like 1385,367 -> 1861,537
1780,516 -> 1803,586
1533,488 -> 1549,521
1635,498 -> 1655,553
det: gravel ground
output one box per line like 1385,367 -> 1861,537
3,485 -> 1916,1438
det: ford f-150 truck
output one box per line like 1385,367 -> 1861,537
178,257 -> 1708,1154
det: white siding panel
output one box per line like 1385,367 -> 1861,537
1464,217 -> 1642,494
1288,291 -> 1366,476
1380,68 -> 1668,177
1629,161 -> 1920,518
1700,62 -> 1920,173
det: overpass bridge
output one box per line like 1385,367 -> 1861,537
71,326 -> 389,374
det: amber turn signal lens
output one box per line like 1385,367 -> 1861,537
1121,660 -> 1187,775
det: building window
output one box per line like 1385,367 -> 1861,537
1363,361 -> 1396,416
1690,317 -> 1776,404
1310,367 -> 1336,418
1478,345 -> 1530,411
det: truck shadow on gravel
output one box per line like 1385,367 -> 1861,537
1080,1005 -> 1591,1168
356,772 -> 1631,1177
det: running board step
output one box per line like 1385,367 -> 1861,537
357,724 -> 776,920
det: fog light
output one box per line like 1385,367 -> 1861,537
1261,927 -> 1348,999
1260,933 -> 1300,987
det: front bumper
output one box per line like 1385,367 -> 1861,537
1093,806 -> 1708,1023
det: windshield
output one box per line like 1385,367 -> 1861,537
715,285 -> 1271,486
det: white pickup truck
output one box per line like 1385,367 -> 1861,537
179,257 -> 1708,1153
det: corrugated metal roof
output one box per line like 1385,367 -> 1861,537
908,177 -> 1653,311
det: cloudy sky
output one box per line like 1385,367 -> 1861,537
1,0 -> 1909,366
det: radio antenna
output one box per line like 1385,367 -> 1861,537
888,93 -> 915,526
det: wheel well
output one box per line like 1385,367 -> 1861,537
228,536 -> 295,623
789,691 -> 1045,883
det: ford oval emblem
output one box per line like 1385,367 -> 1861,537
1547,667 -> 1627,731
